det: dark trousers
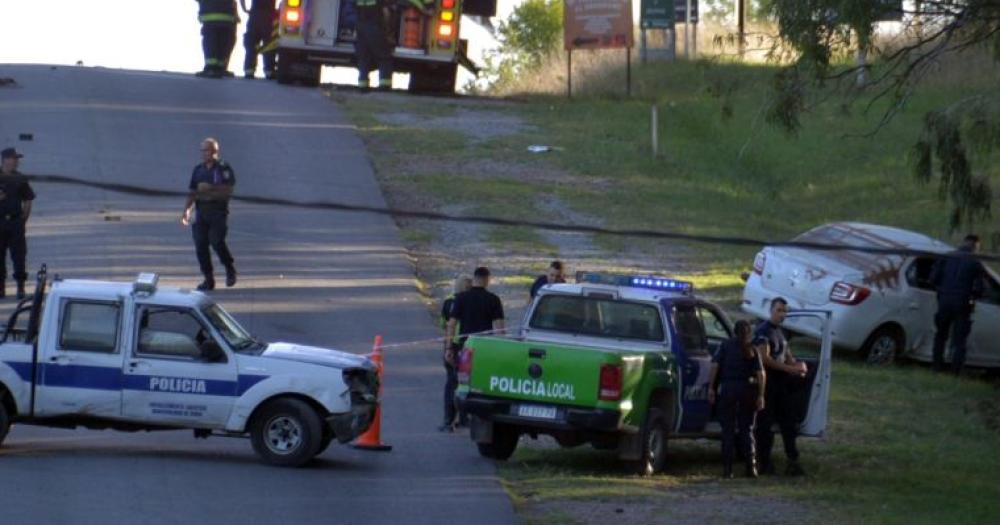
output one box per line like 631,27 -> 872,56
755,373 -> 800,468
354,10 -> 391,86
192,210 -> 235,279
933,302 -> 973,373
202,22 -> 237,72
443,360 -> 458,425
243,11 -> 277,75
0,220 -> 27,283
718,382 -> 757,472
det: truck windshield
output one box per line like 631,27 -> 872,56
529,294 -> 664,342
202,304 -> 258,352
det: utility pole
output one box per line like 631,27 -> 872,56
737,0 -> 745,58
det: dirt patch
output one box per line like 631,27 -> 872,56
379,109 -> 533,142
528,489 -> 818,525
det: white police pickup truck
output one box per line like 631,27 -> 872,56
0,267 -> 379,467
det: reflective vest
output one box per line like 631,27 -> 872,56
199,0 -> 238,23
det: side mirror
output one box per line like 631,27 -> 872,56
201,340 -> 227,363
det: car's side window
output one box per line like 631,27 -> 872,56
979,273 -> 1000,306
905,257 -> 937,291
59,301 -> 121,354
672,304 -> 708,356
136,306 -> 219,361
696,306 -> 731,354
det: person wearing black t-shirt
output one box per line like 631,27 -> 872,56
443,266 -> 504,430
0,148 -> 35,299
529,260 -> 565,299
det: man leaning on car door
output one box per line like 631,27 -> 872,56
930,234 -> 986,375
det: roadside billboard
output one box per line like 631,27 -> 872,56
564,0 -> 634,50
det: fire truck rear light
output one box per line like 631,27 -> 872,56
441,11 -> 454,21
437,23 -> 453,37
288,0 -> 301,6
286,9 -> 301,23
830,282 -> 871,305
441,0 -> 455,8
598,364 -> 622,401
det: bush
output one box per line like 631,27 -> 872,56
479,0 -> 563,92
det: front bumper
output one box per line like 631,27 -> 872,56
460,394 -> 621,432
327,393 -> 377,443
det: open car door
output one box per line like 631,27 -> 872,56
785,309 -> 833,437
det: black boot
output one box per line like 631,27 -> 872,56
225,265 -> 237,288
0,280 -> 6,299
16,281 -> 25,300
197,278 -> 216,291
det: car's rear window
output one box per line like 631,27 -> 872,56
529,294 -> 664,342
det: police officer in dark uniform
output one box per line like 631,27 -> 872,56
709,320 -> 766,479
0,148 -> 35,300
930,234 -> 985,375
196,0 -> 239,78
240,0 -> 277,79
181,138 -> 237,291
754,297 -> 809,476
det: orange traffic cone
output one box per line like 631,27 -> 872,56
352,335 -> 393,451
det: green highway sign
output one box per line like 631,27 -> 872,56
640,0 -> 674,29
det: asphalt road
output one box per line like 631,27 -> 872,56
0,65 -> 516,525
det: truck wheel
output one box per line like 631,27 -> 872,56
0,399 -> 10,447
624,408 -> 668,476
476,423 -> 518,460
862,325 -> 904,366
315,430 -> 335,457
250,398 -> 324,467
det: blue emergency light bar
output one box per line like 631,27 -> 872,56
575,272 -> 693,293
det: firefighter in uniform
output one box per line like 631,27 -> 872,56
709,320 -> 766,479
240,0 -> 277,79
0,148 -> 35,299
181,138 -> 237,291
354,0 -> 434,90
196,0 -> 239,78
353,0 -> 392,90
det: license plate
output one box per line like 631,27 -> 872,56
515,404 -> 557,420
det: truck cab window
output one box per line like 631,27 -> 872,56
137,307 -> 215,360
59,301 -> 121,353
530,295 -> 664,342
671,304 -> 708,356
696,306 -> 731,354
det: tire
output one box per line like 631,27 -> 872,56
276,51 -> 296,85
862,325 -> 904,366
0,398 -> 10,448
250,398 -> 324,467
624,408 -> 668,476
476,423 -> 518,460
315,431 -> 335,457
408,63 -> 458,94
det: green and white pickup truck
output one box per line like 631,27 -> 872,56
456,273 -> 832,475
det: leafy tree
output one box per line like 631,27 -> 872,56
479,0 -> 563,91
763,0 -> 1000,234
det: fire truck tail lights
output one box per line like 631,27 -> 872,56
438,23 -> 453,37
286,9 -> 301,23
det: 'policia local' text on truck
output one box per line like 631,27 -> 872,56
274,0 -> 493,91
456,273 -> 833,475
0,268 -> 379,467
